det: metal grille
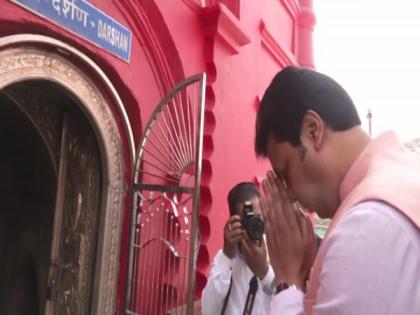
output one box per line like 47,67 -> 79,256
126,74 -> 206,315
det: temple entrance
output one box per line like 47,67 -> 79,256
0,34 -> 133,314
0,80 -> 102,314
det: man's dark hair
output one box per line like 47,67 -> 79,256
255,66 -> 361,156
227,182 -> 260,216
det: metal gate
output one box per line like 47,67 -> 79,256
125,74 -> 206,315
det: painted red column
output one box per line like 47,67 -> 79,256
297,0 -> 316,69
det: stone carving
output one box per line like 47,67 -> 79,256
52,111 -> 101,315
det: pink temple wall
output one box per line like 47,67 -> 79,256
0,0 -> 315,312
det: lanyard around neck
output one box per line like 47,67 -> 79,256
220,274 -> 259,315
243,275 -> 258,315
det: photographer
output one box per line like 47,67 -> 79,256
202,182 -> 274,315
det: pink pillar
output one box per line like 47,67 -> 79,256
297,0 -> 316,69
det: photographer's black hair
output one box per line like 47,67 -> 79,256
227,182 -> 260,216
255,66 -> 361,156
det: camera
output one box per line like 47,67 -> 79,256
241,201 -> 264,241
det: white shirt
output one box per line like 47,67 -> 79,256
272,201 -> 420,315
202,249 -> 275,315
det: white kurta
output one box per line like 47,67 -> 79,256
202,249 -> 274,315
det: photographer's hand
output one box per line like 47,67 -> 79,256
223,215 -> 243,259
241,233 -> 269,280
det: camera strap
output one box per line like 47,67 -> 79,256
220,274 -> 258,315
243,275 -> 258,315
221,275 -> 233,315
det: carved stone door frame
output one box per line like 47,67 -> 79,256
0,34 -> 134,315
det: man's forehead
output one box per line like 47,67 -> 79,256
266,136 -> 289,165
267,135 -> 289,153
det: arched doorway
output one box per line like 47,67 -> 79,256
0,35 -> 132,314
0,80 -> 101,315
0,89 -> 56,315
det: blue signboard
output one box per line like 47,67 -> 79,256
11,0 -> 132,63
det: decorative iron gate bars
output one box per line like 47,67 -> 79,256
126,74 -> 206,315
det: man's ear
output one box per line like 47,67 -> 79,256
300,110 -> 325,151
